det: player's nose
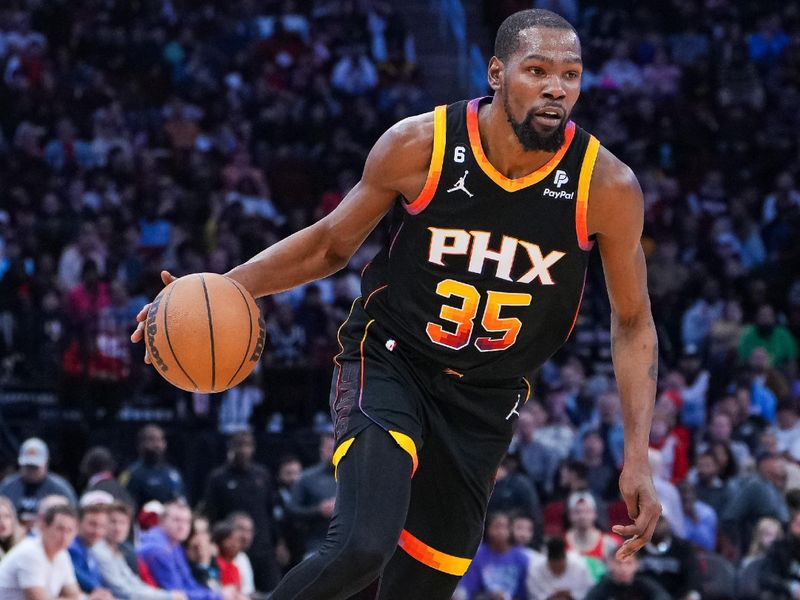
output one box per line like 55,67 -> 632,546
542,77 -> 567,100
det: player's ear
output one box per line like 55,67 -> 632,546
487,56 -> 503,92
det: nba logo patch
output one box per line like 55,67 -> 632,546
385,339 -> 397,351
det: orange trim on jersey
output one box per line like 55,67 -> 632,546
522,377 -> 532,404
333,297 -> 360,368
576,136 -> 600,251
466,98 -> 576,192
363,284 -> 388,309
565,271 -> 588,341
443,367 -> 464,378
398,529 -> 472,576
405,105 -> 447,215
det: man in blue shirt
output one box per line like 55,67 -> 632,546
138,500 -> 241,600
68,503 -> 114,599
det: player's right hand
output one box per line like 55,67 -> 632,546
130,270 -> 177,363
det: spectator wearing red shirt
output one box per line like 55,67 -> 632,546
211,522 -> 242,589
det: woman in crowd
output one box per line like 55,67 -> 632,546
742,517 -> 782,568
0,497 -> 23,560
212,521 -> 243,589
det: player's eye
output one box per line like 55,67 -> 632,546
528,67 -> 545,75
565,71 -> 580,79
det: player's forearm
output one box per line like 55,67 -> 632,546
610,312 -> 658,467
225,222 -> 349,298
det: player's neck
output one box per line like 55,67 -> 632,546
480,98 -> 560,179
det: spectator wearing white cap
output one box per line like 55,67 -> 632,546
0,438 -> 78,522
565,491 -> 621,563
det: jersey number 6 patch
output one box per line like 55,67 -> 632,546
425,279 -> 532,352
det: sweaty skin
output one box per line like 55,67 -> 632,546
132,26 -> 660,559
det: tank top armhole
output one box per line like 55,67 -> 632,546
404,105 -> 447,215
576,135 -> 601,251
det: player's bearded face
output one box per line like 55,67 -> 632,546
502,87 -> 567,153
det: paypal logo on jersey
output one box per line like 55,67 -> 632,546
543,169 -> 575,200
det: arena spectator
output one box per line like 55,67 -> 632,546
79,446 -> 135,508
487,453 -> 543,534
289,432 -> 336,556
0,438 -> 77,521
696,411 -> 753,473
585,545 -> 671,600
0,496 -> 23,560
648,449 -> 685,537
228,513 -> 256,596
677,481 -> 717,552
564,492 -> 621,563
272,455 -> 305,571
742,516 -> 782,568
184,516 -> 222,591
137,501 -> 239,600
527,536 -> 593,600
759,509 -> 800,598
690,451 -> 732,517
201,430 -> 279,591
67,503 -> 114,597
637,517 -> 702,600
120,425 -> 185,509
0,505 -> 84,600
508,404 -> 561,498
510,513 -> 543,564
210,521 -> 242,589
721,452 -> 790,555
579,430 -> 618,501
92,502 -> 183,600
456,512 -> 529,600
739,304 -> 798,373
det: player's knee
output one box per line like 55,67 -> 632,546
339,531 -> 396,575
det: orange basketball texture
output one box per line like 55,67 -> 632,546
144,273 -> 265,393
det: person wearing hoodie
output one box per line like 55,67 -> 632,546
120,425 -> 185,510
137,500 -> 243,600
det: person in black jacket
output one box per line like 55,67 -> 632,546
759,510 -> 800,599
201,430 -> 279,592
586,545 -> 671,600
637,516 -> 702,600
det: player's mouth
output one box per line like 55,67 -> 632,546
532,107 -> 564,128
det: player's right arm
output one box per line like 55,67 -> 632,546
131,112 -> 435,349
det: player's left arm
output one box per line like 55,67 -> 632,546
588,146 -> 661,559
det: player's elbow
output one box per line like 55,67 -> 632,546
612,301 -> 653,332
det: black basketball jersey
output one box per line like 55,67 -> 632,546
356,96 -> 601,381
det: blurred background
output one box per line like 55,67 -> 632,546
0,0 -> 798,598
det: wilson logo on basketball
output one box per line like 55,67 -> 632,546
146,290 -> 168,373
250,317 -> 266,362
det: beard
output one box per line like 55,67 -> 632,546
502,89 -> 567,152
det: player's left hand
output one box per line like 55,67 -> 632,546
612,462 -> 661,560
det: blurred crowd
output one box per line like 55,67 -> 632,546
0,428 -> 339,597
0,0 -> 800,597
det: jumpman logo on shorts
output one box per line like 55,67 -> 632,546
506,393 -> 521,420
447,170 -> 474,197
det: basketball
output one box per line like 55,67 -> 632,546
144,273 -> 265,393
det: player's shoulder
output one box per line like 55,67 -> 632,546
590,143 -> 641,198
380,110 -> 436,156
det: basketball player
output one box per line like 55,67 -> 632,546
132,9 -> 661,599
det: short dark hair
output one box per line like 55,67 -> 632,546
211,520 -> 237,546
44,504 -> 78,526
80,446 -> 116,477
79,504 -> 109,520
494,9 -> 577,61
108,501 -> 133,519
546,536 -> 567,561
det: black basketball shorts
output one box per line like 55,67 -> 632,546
329,299 -> 529,576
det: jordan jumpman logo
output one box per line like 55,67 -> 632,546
506,393 -> 521,420
447,170 -> 474,197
